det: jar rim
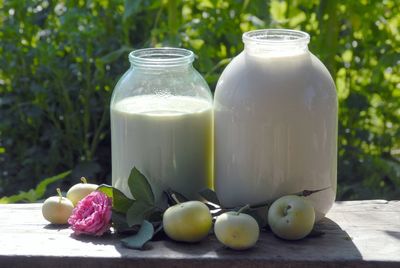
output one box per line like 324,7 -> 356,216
129,47 -> 194,67
242,29 -> 310,46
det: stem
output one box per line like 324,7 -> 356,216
204,58 -> 232,79
89,106 -> 108,157
317,0 -> 338,78
56,188 -> 62,203
167,0 -> 179,45
241,0 -> 250,12
285,0 -> 291,18
283,205 -> 292,216
171,193 -> 180,204
298,186 -> 331,197
237,204 -> 250,215
80,177 -> 87,184
150,4 -> 164,45
53,71 -> 75,167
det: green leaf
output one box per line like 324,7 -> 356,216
198,188 -> 220,205
126,200 -> 154,227
155,192 -> 169,211
112,210 -> 141,234
35,171 -> 71,198
154,223 -> 164,235
112,210 -> 135,233
100,46 -> 132,64
114,188 -> 135,214
146,210 -> 163,223
97,184 -> 135,214
245,206 -> 269,228
97,184 -> 113,197
0,171 -> 71,204
123,0 -> 143,21
128,167 -> 155,205
24,189 -> 38,203
121,220 -> 154,250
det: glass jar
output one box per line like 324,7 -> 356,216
111,48 -> 213,201
214,29 -> 337,221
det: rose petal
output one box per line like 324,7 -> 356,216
68,191 -> 112,236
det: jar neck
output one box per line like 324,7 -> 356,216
243,29 -> 310,56
129,47 -> 194,71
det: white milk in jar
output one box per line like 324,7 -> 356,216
214,29 -> 337,220
110,48 -> 213,201
111,95 -> 212,201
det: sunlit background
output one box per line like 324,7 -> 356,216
0,0 -> 399,202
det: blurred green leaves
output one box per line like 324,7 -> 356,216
0,0 -> 399,201
123,0 -> 143,22
0,171 -> 71,204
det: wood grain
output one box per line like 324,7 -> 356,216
0,200 -> 399,268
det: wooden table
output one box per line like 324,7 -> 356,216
0,200 -> 399,267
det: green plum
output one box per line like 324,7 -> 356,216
163,200 -> 212,243
268,195 -> 315,240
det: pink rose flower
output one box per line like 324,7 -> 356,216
68,191 -> 112,236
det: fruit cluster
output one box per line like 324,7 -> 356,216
41,174 -> 317,250
41,178 -> 98,224
162,195 -> 315,250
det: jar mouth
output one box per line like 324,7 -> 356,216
243,29 -> 310,45
129,48 -> 194,67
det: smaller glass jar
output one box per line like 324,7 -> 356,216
110,48 -> 213,201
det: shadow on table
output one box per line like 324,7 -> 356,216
214,217 -> 363,263
43,224 -> 69,230
109,231 -> 216,257
152,235 -> 216,256
42,223 -> 116,245
385,231 -> 400,241
68,232 -> 117,246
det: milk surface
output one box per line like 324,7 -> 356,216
111,95 -> 213,201
214,51 -> 337,220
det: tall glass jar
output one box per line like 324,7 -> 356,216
111,48 -> 213,202
214,29 -> 337,220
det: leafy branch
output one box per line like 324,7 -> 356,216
99,166 -> 330,250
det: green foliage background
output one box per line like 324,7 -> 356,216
1,0 -> 399,201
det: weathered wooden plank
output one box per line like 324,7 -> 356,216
0,200 -> 399,268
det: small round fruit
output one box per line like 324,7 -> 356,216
163,200 -> 212,242
42,189 -> 74,224
66,177 -> 98,206
214,208 -> 260,250
268,195 -> 315,240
